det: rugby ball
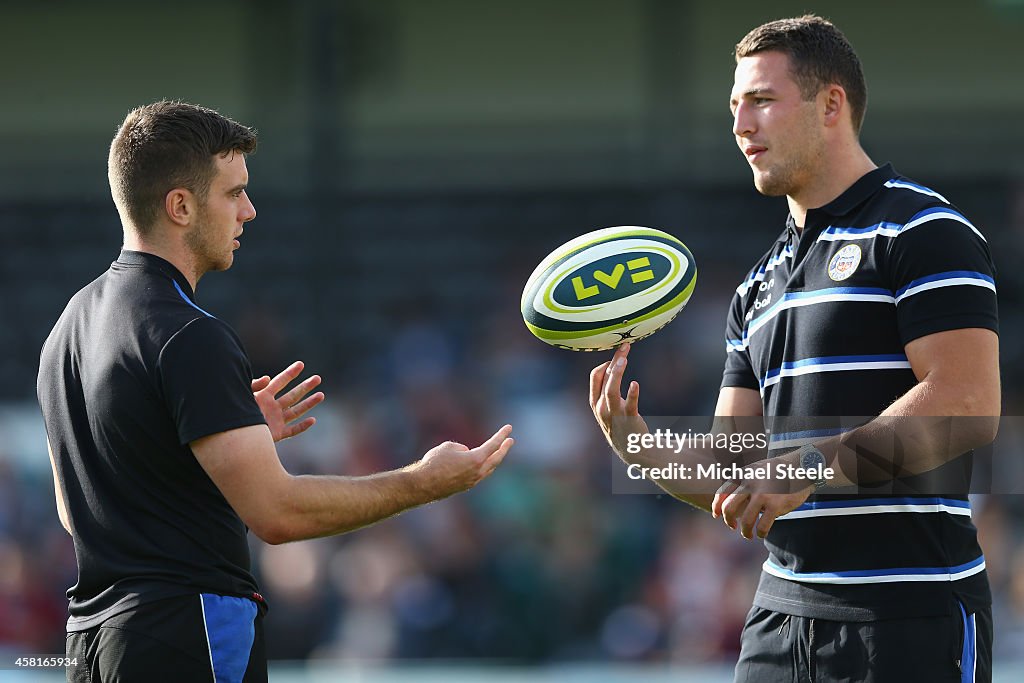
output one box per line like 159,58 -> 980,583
521,226 -> 697,351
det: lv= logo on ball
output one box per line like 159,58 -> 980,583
571,256 -> 657,301
522,226 -> 697,351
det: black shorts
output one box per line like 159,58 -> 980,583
734,602 -> 992,683
66,593 -> 266,683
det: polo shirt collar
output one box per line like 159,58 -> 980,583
116,250 -> 197,301
782,163 -> 898,243
815,163 -> 897,217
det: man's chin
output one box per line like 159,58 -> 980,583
210,255 -> 234,272
753,173 -> 789,198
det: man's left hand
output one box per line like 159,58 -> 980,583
252,361 -> 325,442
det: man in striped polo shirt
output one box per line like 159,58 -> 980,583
590,15 -> 998,683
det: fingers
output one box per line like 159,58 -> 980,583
712,481 -> 738,518
283,417 -> 317,440
738,498 -> 765,540
755,506 -> 778,540
624,381 -> 640,416
279,374 -> 322,410
600,344 -> 631,408
590,345 -> 639,423
286,392 -> 326,422
466,426 -> 514,481
736,496 -> 784,539
589,361 -> 611,409
480,437 -> 514,477
720,487 -> 750,532
471,425 -> 513,457
717,491 -> 782,540
258,363 -> 325,439
266,361 -> 305,395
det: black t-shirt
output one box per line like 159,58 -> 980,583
721,165 -> 997,620
37,250 -> 267,631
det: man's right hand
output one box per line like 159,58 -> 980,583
589,343 -> 649,459
411,425 -> 514,499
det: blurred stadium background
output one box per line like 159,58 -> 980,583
2,0 -> 1024,680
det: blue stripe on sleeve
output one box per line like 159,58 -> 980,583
894,270 -> 995,298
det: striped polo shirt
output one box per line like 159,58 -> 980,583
721,163 -> 997,620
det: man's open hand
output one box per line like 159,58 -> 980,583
252,361 -> 325,442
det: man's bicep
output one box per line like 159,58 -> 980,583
903,327 -> 1000,416
190,424 -> 291,542
714,387 -> 763,417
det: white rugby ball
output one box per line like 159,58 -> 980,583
521,226 -> 697,351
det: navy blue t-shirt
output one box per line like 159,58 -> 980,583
38,250 -> 267,630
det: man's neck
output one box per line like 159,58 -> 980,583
787,145 -> 876,231
122,233 -> 202,292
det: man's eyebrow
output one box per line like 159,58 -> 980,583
227,183 -> 248,194
729,88 -> 777,109
731,88 -> 776,102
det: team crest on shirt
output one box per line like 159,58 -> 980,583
827,244 -> 862,281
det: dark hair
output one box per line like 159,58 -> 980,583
108,100 -> 257,235
735,15 -> 867,135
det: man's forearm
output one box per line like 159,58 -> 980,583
813,381 -> 998,488
266,467 -> 434,543
816,414 -> 997,488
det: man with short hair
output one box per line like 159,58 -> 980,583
38,100 -> 514,682
591,16 -> 998,682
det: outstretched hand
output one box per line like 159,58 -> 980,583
415,424 -> 515,498
589,343 -> 649,458
252,361 -> 325,442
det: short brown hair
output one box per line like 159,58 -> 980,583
735,15 -> 867,135
108,101 -> 257,235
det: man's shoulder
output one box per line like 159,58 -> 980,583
108,263 -> 232,342
859,174 -> 988,252
158,315 -> 248,375
163,314 -> 242,350
864,173 -> 960,222
45,262 -> 234,358
41,268 -> 115,351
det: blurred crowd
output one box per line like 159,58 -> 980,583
3,180 -> 1024,665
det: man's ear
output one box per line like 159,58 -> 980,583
822,84 -> 847,129
164,188 -> 196,227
